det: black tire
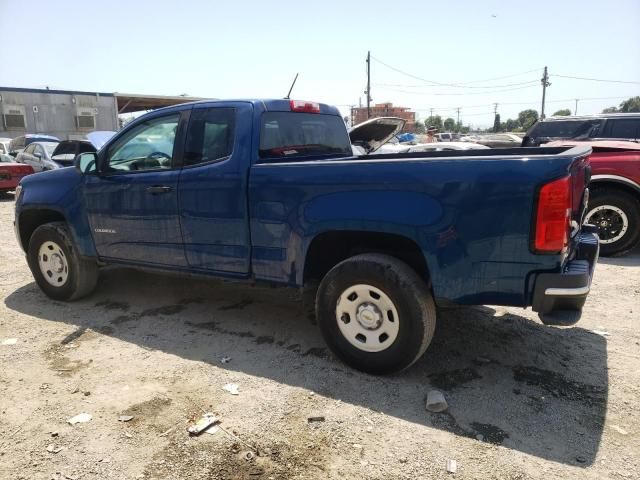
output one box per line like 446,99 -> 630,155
316,253 -> 436,375
586,188 -> 640,257
27,222 -> 99,301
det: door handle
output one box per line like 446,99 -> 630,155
146,185 -> 173,194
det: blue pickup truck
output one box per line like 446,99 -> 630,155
14,99 -> 599,374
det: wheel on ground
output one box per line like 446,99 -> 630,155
27,222 -> 99,301
316,253 -> 436,374
585,188 -> 640,257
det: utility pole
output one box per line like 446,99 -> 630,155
366,51 -> 371,119
456,107 -> 460,125
430,108 -> 434,119
574,98 -> 579,115
540,66 -> 550,120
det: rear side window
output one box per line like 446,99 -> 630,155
604,119 -> 640,139
259,112 -> 351,159
184,108 -> 235,167
529,120 -> 601,138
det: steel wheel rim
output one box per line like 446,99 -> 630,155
335,284 -> 400,352
585,205 -> 628,244
38,241 -> 69,287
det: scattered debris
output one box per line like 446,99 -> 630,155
124,432 -> 133,439
83,391 -> 91,396
446,459 -> 457,473
67,413 -> 92,425
399,457 -> 408,464
70,384 -> 80,394
590,329 -> 610,336
187,413 -> 218,435
204,425 -> 220,435
51,432 -> 59,437
1,338 -> 17,345
118,415 -> 134,422
610,425 -> 628,435
221,356 -> 232,364
307,416 -> 326,423
46,444 -> 64,454
223,383 -> 240,395
244,451 -> 255,461
426,390 -> 448,413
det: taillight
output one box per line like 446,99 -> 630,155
289,100 -> 320,113
534,176 -> 572,253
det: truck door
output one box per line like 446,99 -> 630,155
83,111 -> 188,267
177,104 -> 252,274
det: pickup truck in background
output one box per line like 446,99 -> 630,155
14,99 -> 599,374
548,140 -> 640,256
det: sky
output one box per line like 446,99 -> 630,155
1,0 -> 639,128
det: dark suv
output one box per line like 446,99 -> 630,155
522,113 -> 640,147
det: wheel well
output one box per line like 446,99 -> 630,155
303,231 -> 430,285
18,209 -> 66,251
590,181 -> 640,203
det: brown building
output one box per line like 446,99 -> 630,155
351,102 -> 416,132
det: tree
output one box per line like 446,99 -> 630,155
443,117 -> 455,131
619,96 -> 640,112
424,115 -> 443,130
504,118 -> 519,131
414,122 -> 425,134
518,109 -> 539,130
553,109 -> 571,116
493,113 -> 501,133
602,106 -> 618,113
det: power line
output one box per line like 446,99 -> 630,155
371,56 -> 540,89
374,80 -> 538,89
376,84 -> 539,96
553,74 -> 640,85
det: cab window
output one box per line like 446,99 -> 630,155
105,114 -> 179,173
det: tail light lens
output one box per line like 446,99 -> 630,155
289,100 -> 320,113
534,176 -> 572,253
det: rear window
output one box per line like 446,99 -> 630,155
529,120 -> 601,138
604,119 -> 640,139
259,112 -> 351,159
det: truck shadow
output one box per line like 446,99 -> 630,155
4,267 -> 608,467
598,246 -> 640,267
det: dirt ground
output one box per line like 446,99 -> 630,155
0,196 -> 638,480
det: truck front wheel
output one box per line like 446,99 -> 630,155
316,254 -> 436,374
27,222 -> 99,301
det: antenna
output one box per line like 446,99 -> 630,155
285,73 -> 299,99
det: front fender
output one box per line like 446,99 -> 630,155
16,168 -> 96,258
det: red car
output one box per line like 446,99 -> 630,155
0,154 -> 34,195
548,140 -> 640,256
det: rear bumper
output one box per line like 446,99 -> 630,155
532,227 -> 599,320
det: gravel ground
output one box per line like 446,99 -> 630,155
0,195 -> 638,480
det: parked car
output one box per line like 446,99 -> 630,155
407,141 -> 489,152
475,133 -> 523,148
14,141 -> 61,172
522,113 -> 640,147
8,134 -> 60,156
0,137 -> 12,156
0,153 -> 34,194
547,140 -> 640,256
49,131 -> 117,167
15,99 -> 598,374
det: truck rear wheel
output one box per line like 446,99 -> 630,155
586,188 -> 640,257
27,222 -> 99,301
316,254 -> 436,374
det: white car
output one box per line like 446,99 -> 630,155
14,141 -> 60,172
0,138 -> 11,156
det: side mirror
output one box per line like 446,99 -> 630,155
74,152 -> 98,175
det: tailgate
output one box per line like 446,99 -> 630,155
567,149 -> 592,252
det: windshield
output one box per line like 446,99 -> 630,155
42,142 -> 59,155
529,120 -> 601,138
259,112 -> 351,159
